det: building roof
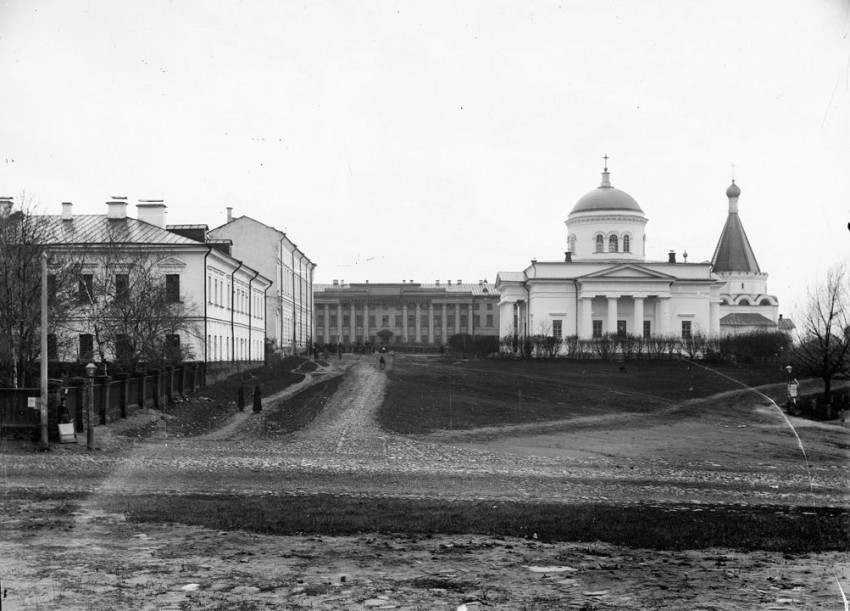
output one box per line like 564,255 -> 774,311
570,169 -> 644,215
778,317 -> 796,332
719,313 -> 775,327
711,183 -> 761,273
41,215 -> 202,246
315,282 -> 499,297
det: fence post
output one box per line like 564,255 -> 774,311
98,376 -> 111,425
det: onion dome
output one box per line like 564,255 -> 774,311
725,180 -> 741,199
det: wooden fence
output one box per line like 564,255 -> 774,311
0,363 -> 205,442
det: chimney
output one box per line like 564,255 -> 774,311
409,279 -> 413,284
668,250 -> 676,263
448,280 -> 452,285
436,280 -> 440,285
333,279 -> 338,286
565,251 -> 572,262
61,201 -> 73,220
226,207 -> 233,223
457,279 -> 462,285
137,200 -> 167,228
402,280 -> 406,284
0,196 -> 12,218
106,196 -> 128,219
683,250 -> 688,263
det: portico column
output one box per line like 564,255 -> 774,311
454,304 -> 461,335
336,303 -> 343,342
350,303 -> 356,343
441,304 -> 448,342
580,297 -> 593,338
633,297 -> 644,338
607,297 -> 618,335
428,303 -> 434,344
709,301 -> 720,335
363,302 -> 369,342
467,300 -> 474,335
658,297 -> 671,335
402,303 -> 409,343
323,303 -> 329,342
415,303 -> 421,343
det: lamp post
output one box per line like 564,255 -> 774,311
85,362 -> 96,450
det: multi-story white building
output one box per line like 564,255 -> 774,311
209,211 -> 315,355
40,198 -> 270,365
497,164 -> 779,340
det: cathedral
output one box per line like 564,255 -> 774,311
496,163 -> 779,340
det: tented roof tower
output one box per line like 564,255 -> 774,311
711,180 -> 761,273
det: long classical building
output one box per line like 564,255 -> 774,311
30,198 -> 271,364
209,211 -> 315,355
313,280 -> 499,348
496,164 -> 779,340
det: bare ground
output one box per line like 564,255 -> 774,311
1,354 -> 849,610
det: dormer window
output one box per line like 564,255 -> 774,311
609,235 -> 618,252
623,235 -> 630,252
595,235 -> 604,253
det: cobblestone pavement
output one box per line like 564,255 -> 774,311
2,355 -> 848,508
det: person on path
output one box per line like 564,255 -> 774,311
379,355 -> 386,370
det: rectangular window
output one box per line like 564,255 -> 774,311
368,315 -> 375,327
643,321 -> 651,338
116,334 -> 133,362
343,316 -> 350,327
356,316 -> 363,327
681,320 -> 692,339
460,316 -> 468,328
47,274 -> 57,301
592,320 -> 603,338
317,315 -> 324,327
78,274 -> 93,303
486,314 -> 493,327
166,274 -> 180,303
330,316 -> 337,328
617,320 -> 627,337
382,315 -> 389,327
407,315 -> 414,327
394,315 -> 402,327
447,316 -> 455,328
487,303 -> 493,311
552,320 -> 562,337
79,334 -> 94,362
420,315 -> 428,327
434,315 -> 442,327
115,273 -> 129,302
473,302 -> 480,311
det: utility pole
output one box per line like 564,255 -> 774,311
40,252 -> 48,447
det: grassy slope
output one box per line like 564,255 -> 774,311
379,357 -> 784,434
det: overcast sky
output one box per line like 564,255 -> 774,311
1,1 -> 848,315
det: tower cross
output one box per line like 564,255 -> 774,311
603,154 -> 610,171
730,163 -> 736,181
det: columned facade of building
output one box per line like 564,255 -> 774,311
497,164 -> 753,341
313,280 -> 499,349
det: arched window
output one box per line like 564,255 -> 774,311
623,235 -> 630,252
759,298 -> 771,306
595,235 -> 604,253
568,234 -> 576,254
739,299 -> 751,306
609,235 -> 618,252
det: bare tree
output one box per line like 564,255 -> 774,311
0,196 -> 80,387
63,228 -> 202,373
793,263 -> 850,402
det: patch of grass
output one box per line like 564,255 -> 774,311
120,357 -> 308,438
380,357 -> 785,434
256,374 -> 346,436
96,493 -> 850,553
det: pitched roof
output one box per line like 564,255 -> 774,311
711,211 -> 761,273
720,313 -> 775,327
314,282 -> 499,297
41,215 -> 202,246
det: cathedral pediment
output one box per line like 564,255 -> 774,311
579,264 -> 676,281
157,257 -> 186,268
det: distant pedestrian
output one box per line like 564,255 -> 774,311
379,355 -> 386,370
